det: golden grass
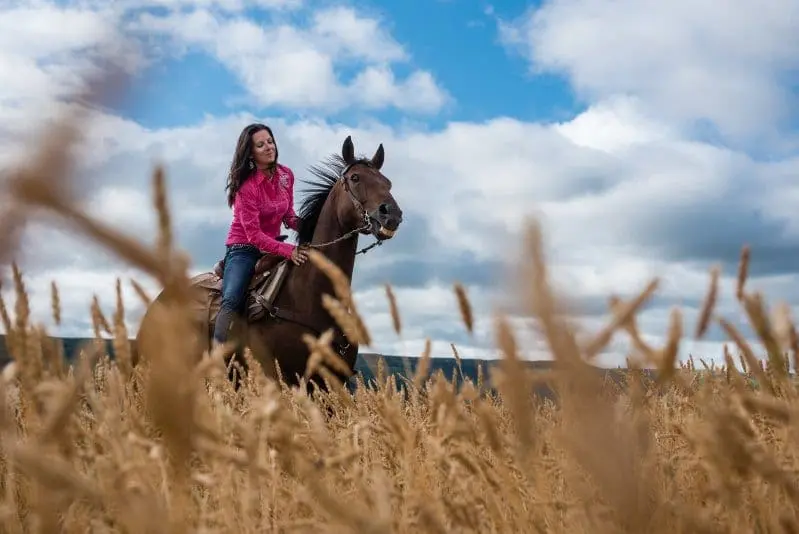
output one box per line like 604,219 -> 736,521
0,67 -> 798,534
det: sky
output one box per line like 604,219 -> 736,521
0,0 -> 798,366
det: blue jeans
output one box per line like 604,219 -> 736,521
212,244 -> 261,344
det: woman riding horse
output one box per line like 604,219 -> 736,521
214,123 -> 310,348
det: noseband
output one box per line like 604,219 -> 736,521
306,159 -> 386,255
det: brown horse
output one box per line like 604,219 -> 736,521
134,135 -> 403,391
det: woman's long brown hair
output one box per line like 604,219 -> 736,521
225,123 -> 279,208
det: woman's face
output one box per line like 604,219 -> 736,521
251,129 -> 276,168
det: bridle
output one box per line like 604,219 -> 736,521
305,159 -> 387,256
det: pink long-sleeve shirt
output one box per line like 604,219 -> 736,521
225,163 -> 300,259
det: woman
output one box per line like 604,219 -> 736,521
213,123 -> 309,346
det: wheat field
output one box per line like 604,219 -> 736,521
0,71 -> 798,534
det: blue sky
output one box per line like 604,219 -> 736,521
122,0 -> 581,130
1,0 -> 798,366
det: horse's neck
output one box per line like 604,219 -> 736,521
309,209 -> 358,286
285,195 -> 358,310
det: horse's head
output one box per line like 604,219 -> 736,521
336,135 -> 403,242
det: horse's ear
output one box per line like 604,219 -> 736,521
342,135 -> 355,165
371,143 -> 385,170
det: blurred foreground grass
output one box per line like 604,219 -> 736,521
0,66 -> 797,534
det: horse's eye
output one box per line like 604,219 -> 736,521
350,173 -> 359,182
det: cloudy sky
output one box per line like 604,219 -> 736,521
0,0 -> 797,367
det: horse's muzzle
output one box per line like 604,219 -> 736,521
370,201 -> 403,239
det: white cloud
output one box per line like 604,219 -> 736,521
554,96 -> 675,153
498,0 -> 799,143
129,5 -> 449,113
0,2 -> 151,266
0,1 -> 447,116
0,264 -> 161,339
0,3 -> 145,137
131,0 -> 302,10
309,6 -> 407,64
0,6 -> 113,57
350,67 -> 448,113
41,0 -> 302,12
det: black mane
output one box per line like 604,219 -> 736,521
295,153 -> 371,244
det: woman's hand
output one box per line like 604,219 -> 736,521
291,245 -> 310,266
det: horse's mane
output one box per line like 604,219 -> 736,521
295,153 -> 372,244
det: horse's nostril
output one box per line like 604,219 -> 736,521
379,203 -> 390,215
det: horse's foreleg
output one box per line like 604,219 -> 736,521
245,325 -> 279,382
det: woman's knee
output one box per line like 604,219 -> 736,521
220,289 -> 246,311
221,274 -> 250,307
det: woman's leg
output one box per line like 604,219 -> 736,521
213,246 -> 260,345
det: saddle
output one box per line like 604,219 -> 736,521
186,236 -> 293,342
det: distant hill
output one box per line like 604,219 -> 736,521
0,335 -> 667,400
